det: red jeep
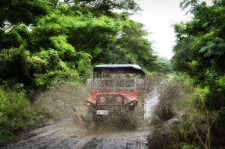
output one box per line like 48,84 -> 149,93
84,64 -> 145,128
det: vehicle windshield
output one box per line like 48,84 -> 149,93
94,78 -> 136,89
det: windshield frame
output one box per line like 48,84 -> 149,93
94,78 -> 137,89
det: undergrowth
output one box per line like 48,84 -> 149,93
0,81 -> 90,143
149,74 -> 225,149
0,88 -> 50,143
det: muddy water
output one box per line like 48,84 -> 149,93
2,119 -> 151,149
144,80 -> 168,119
144,89 -> 160,119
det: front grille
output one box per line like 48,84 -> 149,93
96,94 -> 123,106
106,94 -> 115,104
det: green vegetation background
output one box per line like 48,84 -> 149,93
151,0 -> 225,148
168,0 -> 225,148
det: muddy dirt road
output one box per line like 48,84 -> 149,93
2,78 -> 170,149
2,119 -> 150,149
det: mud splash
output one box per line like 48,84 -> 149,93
144,89 -> 160,119
144,80 -> 169,119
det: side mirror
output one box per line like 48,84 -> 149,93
87,79 -> 92,87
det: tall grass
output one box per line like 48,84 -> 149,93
0,81 -> 90,143
148,74 -> 222,149
0,88 -> 50,143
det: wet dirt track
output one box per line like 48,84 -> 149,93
2,78 -> 169,149
2,120 -> 150,149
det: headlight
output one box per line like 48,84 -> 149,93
116,96 -> 122,103
100,96 -> 105,102
84,101 -> 90,106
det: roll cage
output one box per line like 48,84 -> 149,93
93,64 -> 145,79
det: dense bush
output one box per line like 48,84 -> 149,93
0,47 -> 81,92
149,74 -> 224,149
171,0 -> 225,148
0,88 -> 51,143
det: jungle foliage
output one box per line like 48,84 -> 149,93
0,0 -> 169,93
171,0 -> 225,148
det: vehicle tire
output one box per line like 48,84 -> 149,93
85,108 -> 95,130
137,103 -> 144,127
129,103 -> 144,129
128,106 -> 138,129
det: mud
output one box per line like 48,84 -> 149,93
2,119 -> 150,149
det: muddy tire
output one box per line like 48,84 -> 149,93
85,108 -> 95,130
129,103 -> 144,129
127,107 -> 138,129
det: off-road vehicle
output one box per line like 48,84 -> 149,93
84,64 -> 145,128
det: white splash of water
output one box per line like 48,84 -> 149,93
144,89 -> 160,119
144,80 -> 169,119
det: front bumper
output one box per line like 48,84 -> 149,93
84,100 -> 137,110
